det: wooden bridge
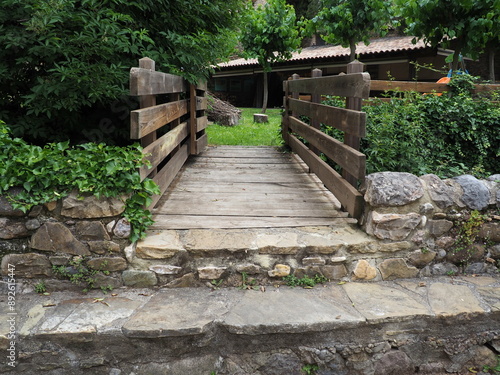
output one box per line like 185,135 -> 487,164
130,58 -> 370,229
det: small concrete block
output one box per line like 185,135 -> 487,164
197,266 -> 226,280
253,113 -> 268,123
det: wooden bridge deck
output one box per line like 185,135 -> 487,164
150,146 -> 353,229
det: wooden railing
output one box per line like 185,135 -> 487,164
130,57 -> 208,208
282,61 -> 370,219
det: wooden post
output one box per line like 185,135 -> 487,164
189,84 -> 197,155
344,60 -> 364,187
310,68 -> 322,155
139,57 -> 157,176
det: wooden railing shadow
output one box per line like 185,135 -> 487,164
129,57 -> 208,208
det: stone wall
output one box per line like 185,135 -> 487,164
360,172 -> 500,279
0,189 -> 131,291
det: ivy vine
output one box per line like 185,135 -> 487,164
0,120 -> 159,242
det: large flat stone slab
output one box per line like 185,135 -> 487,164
428,282 -> 485,316
122,288 -> 232,338
223,286 -> 364,335
343,282 -> 430,322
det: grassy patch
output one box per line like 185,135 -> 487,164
206,108 -> 283,146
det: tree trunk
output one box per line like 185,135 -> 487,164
261,71 -> 268,114
349,39 -> 356,62
489,46 -> 496,83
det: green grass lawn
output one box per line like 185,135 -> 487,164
206,107 -> 283,146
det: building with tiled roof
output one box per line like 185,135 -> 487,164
210,35 -> 461,107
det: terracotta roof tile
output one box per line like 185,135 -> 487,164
218,36 -> 428,68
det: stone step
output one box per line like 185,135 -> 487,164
127,225 -> 439,289
3,276 -> 500,374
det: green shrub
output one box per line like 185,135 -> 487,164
0,120 -> 159,242
321,88 -> 500,178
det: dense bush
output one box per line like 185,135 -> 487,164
0,0 -> 244,145
0,120 -> 159,242
322,87 -> 500,178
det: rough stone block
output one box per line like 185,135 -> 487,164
1,253 -> 52,278
87,257 -> 127,272
235,263 -> 261,274
31,222 -> 90,256
428,282 -> 484,315
352,259 -> 377,280
453,175 -> 490,210
61,190 -> 127,218
0,218 -> 29,239
122,270 -> 157,287
379,258 -> 419,280
76,221 -> 110,241
321,264 -> 347,280
420,174 -> 454,208
184,229 -> 255,255
365,172 -> 424,206
197,266 -> 226,280
88,241 -> 121,254
0,188 -> 25,217
136,231 -> 184,259
407,249 -> 437,267
302,256 -> 326,266
479,223 -> 500,242
367,212 -> 421,241
113,218 -> 131,238
257,233 -> 299,255
428,219 -> 454,237
268,264 -> 291,278
149,265 -> 182,275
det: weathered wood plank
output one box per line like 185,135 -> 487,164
149,143 -> 189,209
164,181 -> 329,194
140,122 -> 189,180
130,67 -> 188,96
288,116 -> 365,180
196,116 -> 208,132
130,100 -> 188,139
370,80 -> 449,93
175,170 -> 316,184
287,72 -> 371,98
288,134 -> 364,219
288,99 -> 366,137
150,215 -> 354,230
196,96 -> 208,111
195,133 -> 208,154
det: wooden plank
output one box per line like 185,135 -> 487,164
196,116 -> 208,132
149,143 -> 189,209
473,84 -> 500,93
150,215 -> 354,230
196,96 -> 208,111
288,98 -> 366,137
175,170 -> 317,184
195,132 -> 208,154
287,72 -> 371,98
288,134 -> 364,219
140,122 -> 189,180
164,181 -> 329,194
189,84 -> 197,155
130,100 -> 188,139
162,191 -> 338,204
189,157 -> 295,165
370,80 -> 449,93
288,116 -> 365,180
130,67 -> 187,96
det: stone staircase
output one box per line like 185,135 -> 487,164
125,222 -> 420,289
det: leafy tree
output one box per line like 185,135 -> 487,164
240,0 -> 303,114
312,0 -> 395,61
397,0 -> 498,73
0,0 -> 245,145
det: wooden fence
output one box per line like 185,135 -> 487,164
130,57 -> 208,208
282,61 -> 370,219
